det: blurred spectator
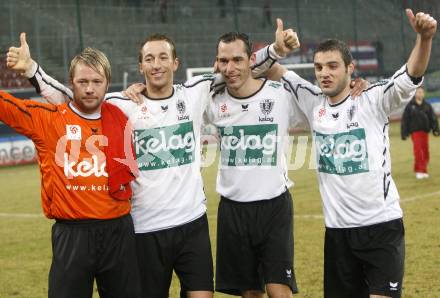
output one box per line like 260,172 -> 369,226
235,0 -> 242,13
159,0 -> 167,23
218,0 -> 226,18
0,56 -> 32,89
372,39 -> 384,74
180,2 -> 193,17
262,0 -> 272,28
401,86 -> 440,179
128,0 -> 141,7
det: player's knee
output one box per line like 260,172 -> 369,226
186,290 -> 213,298
242,290 -> 264,298
266,283 -> 292,298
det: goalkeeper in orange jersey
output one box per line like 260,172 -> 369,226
2,39 -> 141,298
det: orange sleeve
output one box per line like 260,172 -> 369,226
0,90 -> 54,143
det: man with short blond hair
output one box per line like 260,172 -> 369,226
3,39 -> 141,298
69,47 -> 112,82
8,32 -> 221,298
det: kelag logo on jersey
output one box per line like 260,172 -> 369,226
219,124 -> 278,167
314,128 -> 369,175
56,134 -> 108,179
134,121 -> 195,170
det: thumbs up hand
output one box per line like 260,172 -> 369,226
273,18 -> 300,58
405,9 -> 437,40
6,32 -> 34,74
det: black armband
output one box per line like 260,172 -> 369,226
407,73 -> 423,85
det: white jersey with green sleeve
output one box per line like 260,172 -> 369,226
205,79 -> 305,202
26,63 -> 221,233
279,64 -> 421,228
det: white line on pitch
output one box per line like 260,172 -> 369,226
400,190 -> 440,203
0,212 -> 42,218
295,214 -> 324,219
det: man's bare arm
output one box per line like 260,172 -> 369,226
405,9 -> 437,78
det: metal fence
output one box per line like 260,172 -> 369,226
1,0 -> 439,86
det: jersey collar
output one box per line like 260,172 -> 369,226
327,94 -> 350,108
68,102 -> 101,120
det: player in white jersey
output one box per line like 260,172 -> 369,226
251,11 -> 437,298
8,33 -> 221,298
201,30 -> 305,298
11,29 -> 364,298
125,29 -> 364,298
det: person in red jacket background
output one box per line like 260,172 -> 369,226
401,86 -> 440,179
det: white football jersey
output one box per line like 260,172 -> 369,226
280,65 -> 421,228
205,79 -> 306,202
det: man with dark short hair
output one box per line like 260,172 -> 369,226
252,9 -> 437,298
204,30 -> 302,298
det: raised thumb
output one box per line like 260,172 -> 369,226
276,18 -> 284,33
20,32 -> 28,47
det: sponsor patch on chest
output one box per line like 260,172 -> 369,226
66,125 -> 81,140
219,124 -> 278,166
314,128 -> 369,175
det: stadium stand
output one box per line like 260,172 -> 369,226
0,56 -> 32,89
1,0 -> 439,85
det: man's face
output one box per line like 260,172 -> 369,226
216,40 -> 252,92
314,50 -> 354,98
139,40 -> 178,91
71,63 -> 108,114
415,87 -> 425,104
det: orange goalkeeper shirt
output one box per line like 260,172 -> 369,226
0,91 -> 131,220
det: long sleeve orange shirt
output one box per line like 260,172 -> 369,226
0,91 -> 131,219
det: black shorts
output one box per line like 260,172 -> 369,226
48,214 -> 141,298
324,218 -> 405,298
215,190 -> 298,296
135,214 -> 214,298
